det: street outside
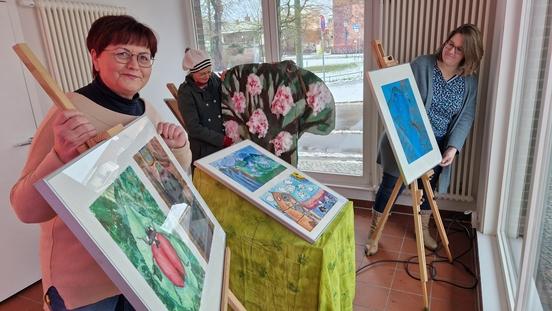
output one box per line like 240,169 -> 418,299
285,53 -> 366,176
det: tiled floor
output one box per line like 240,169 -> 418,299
0,207 -> 479,311
354,207 -> 480,311
0,281 -> 42,311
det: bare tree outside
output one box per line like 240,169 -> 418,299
191,0 -> 366,176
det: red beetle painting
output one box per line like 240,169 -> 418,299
145,227 -> 186,287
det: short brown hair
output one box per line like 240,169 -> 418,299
436,24 -> 484,76
87,15 -> 157,76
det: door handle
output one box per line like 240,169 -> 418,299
14,137 -> 33,147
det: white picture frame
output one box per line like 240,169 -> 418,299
194,140 -> 348,243
367,63 -> 442,185
35,116 -> 226,311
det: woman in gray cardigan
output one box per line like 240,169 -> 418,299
366,24 -> 484,256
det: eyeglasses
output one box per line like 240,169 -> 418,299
104,48 -> 154,68
444,41 -> 464,56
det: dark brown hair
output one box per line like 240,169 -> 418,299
436,23 -> 484,76
86,15 -> 157,76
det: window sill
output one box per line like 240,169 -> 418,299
477,232 -> 510,311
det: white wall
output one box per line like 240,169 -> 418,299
15,0 -> 192,123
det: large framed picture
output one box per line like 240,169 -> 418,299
194,140 -> 348,243
35,116 -> 226,311
367,63 -> 442,185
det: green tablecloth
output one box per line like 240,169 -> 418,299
193,169 -> 355,311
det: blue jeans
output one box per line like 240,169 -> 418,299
373,168 -> 442,213
46,287 -> 135,311
374,137 -> 446,213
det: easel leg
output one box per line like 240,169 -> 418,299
222,247 -> 247,311
421,174 -> 453,262
411,182 -> 429,309
367,178 -> 403,255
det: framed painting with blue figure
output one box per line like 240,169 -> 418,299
35,116 -> 226,311
367,64 -> 442,185
194,140 -> 348,243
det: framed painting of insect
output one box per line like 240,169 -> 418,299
35,116 -> 226,311
194,140 -> 348,243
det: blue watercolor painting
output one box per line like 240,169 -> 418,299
210,145 -> 286,192
381,79 -> 433,163
260,172 -> 338,232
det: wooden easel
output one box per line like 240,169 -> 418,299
165,83 -> 186,127
221,247 -> 246,311
12,43 -> 123,151
370,40 -> 453,309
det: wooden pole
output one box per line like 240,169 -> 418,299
166,83 -> 178,99
12,42 -> 122,152
421,171 -> 453,262
410,181 -> 429,309
12,43 -> 76,110
221,247 -> 246,311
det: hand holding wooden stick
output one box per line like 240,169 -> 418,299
12,43 -> 122,154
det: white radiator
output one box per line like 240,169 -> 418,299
35,0 -> 126,92
377,0 -> 494,202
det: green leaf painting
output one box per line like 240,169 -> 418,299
221,61 -> 336,166
134,137 -> 214,261
90,166 -> 205,311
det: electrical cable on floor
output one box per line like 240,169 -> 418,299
355,214 -> 479,289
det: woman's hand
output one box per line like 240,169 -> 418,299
157,122 -> 189,149
53,110 -> 97,163
440,147 -> 458,167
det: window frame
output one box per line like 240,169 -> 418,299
483,0 -> 552,309
182,0 -> 380,197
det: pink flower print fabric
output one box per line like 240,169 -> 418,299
246,73 -> 262,96
246,109 -> 269,138
232,91 -> 246,113
270,131 -> 293,156
306,82 -> 333,116
221,60 -> 335,166
224,120 -> 241,143
270,85 -> 295,118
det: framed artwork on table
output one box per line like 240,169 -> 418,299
194,140 -> 348,243
36,116 -> 225,311
367,63 -> 442,185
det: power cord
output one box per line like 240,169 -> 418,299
355,214 -> 479,289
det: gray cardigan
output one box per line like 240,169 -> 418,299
377,54 -> 478,192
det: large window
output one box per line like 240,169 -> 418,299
191,0 -> 265,71
191,0 -> 366,178
277,0 -> 365,176
497,0 -> 552,309
534,161 -> 552,310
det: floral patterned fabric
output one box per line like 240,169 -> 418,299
222,61 -> 336,166
193,170 -> 355,310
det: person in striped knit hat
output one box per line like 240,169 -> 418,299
177,48 -> 232,169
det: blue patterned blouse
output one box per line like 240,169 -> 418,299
427,64 -> 465,138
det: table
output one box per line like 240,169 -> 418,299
193,169 -> 355,310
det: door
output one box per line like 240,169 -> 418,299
0,0 -> 41,301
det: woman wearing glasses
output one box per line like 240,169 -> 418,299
11,15 -> 191,310
365,24 -> 484,256
177,48 -> 233,169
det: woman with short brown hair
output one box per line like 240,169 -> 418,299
11,15 -> 191,310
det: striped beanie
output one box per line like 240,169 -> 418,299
182,48 -> 212,73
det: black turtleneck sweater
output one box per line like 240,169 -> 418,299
75,77 -> 145,116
